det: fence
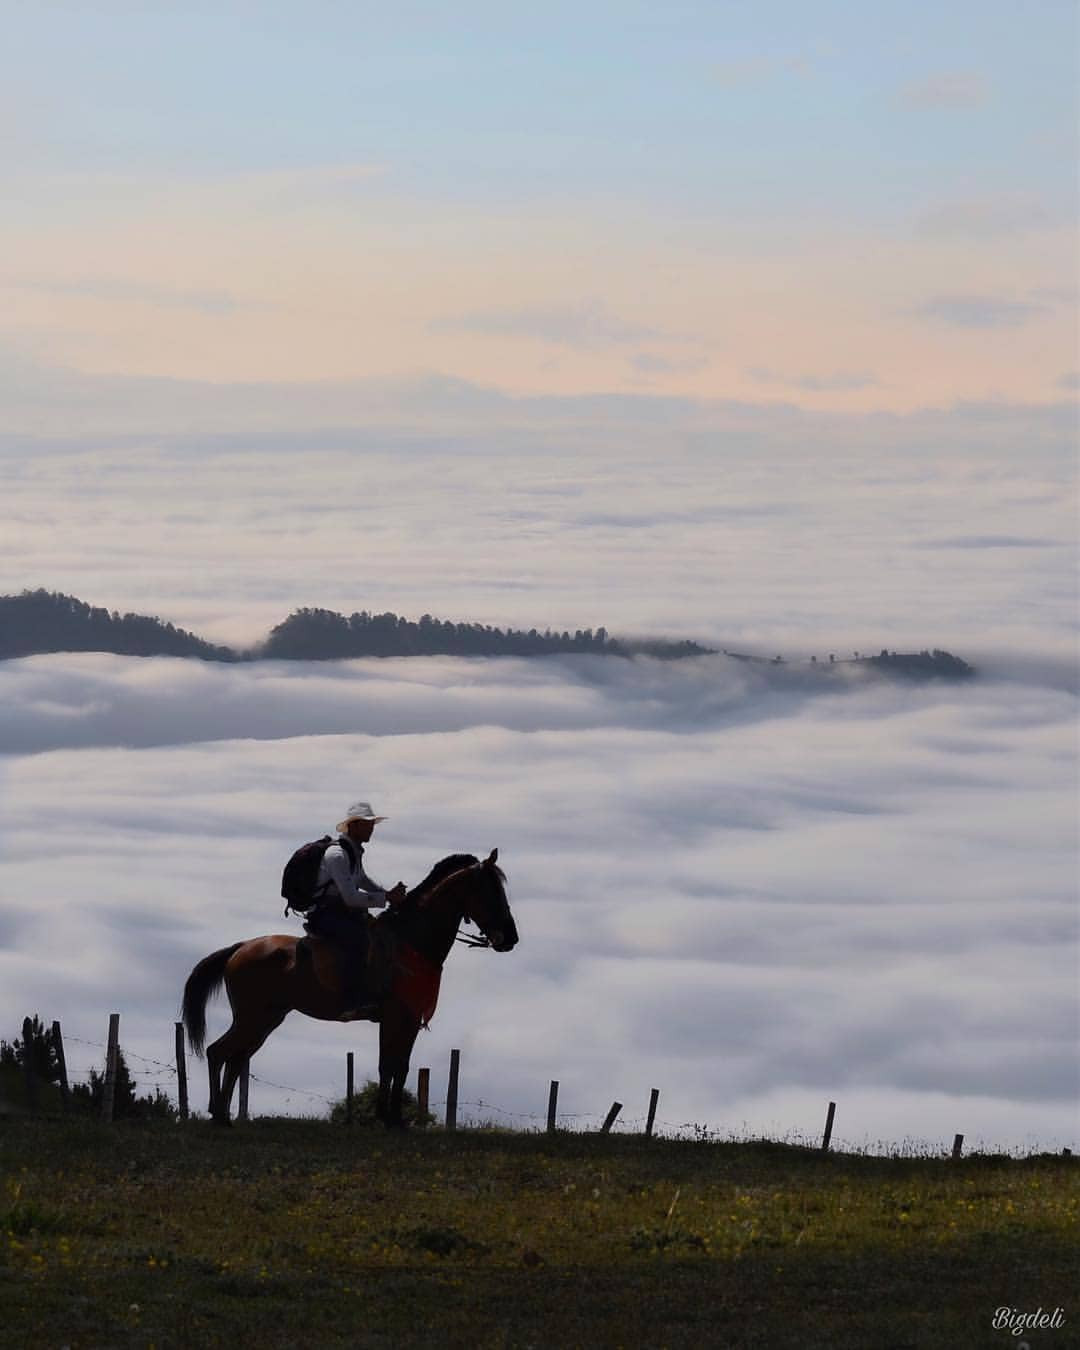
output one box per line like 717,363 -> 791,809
4,1012 -> 1075,1160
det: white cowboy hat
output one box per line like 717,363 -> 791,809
336,801 -> 388,832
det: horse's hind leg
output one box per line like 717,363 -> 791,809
209,1009 -> 286,1125
206,1035 -> 227,1121
219,1056 -> 247,1123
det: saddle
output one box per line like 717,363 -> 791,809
296,922 -> 398,1016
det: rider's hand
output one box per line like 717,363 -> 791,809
388,882 -> 408,906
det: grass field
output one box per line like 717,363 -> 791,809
1,1115 -> 1076,1349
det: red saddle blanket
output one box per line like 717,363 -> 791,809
393,942 -> 442,1027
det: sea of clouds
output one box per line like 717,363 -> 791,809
0,391 -> 1076,1150
1,648 -> 1075,1150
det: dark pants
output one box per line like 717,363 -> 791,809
307,906 -> 370,1003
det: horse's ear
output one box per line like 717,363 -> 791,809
486,848 -> 498,866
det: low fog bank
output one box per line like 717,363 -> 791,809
0,652 -> 1075,1150
961,649 -> 1080,695
0,648 -> 1064,757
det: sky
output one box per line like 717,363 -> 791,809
0,2 -> 1077,1149
2,1 -> 1076,412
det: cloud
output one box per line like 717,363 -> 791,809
747,367 -> 879,392
1030,286 -> 1079,308
0,276 -> 246,316
900,72 -> 989,109
429,301 -> 664,348
0,381 -> 1073,659
629,351 -> 709,375
0,345 -> 1073,456
916,197 -> 1060,238
914,295 -> 1044,329
922,535 -> 1058,551
0,651 -> 894,756
0,651 -> 1075,1147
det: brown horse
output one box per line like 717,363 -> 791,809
181,849 -> 517,1126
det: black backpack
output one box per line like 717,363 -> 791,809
281,835 -> 356,914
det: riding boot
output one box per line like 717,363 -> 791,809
341,942 -> 380,1021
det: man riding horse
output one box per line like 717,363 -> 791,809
183,835 -> 517,1126
304,801 -> 407,1017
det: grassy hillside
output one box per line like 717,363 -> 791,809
0,1117 -> 1074,1349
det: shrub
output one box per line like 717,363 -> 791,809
327,1079 -> 435,1128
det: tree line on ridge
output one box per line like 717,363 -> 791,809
0,590 -> 711,662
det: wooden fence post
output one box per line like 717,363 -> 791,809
645,1088 -> 660,1138
821,1101 -> 836,1153
600,1101 -> 622,1134
101,1013 -> 120,1122
952,1133 -> 964,1160
21,1018 -> 38,1112
52,1021 -> 70,1113
547,1080 -> 559,1134
237,1060 -> 250,1122
346,1052 -> 354,1126
417,1067 -> 430,1127
445,1049 -> 460,1131
174,1023 -> 188,1121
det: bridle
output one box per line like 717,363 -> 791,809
409,854 -> 512,953
455,862 -> 505,948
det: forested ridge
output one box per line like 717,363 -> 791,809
0,590 -> 974,677
0,590 -> 711,662
260,605 -> 710,660
0,590 -> 234,661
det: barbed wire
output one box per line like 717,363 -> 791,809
23,1029 -> 1045,1153
38,1034 -> 671,1121
14,1045 -> 793,1130
247,1072 -> 334,1105
66,1035 -> 180,1076
5,1034 -> 826,1135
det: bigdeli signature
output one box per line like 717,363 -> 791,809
993,1306 -> 1066,1337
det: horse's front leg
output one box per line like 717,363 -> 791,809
377,1001 -> 420,1128
375,1064 -> 392,1123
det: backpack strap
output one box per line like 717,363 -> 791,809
304,835 -> 360,915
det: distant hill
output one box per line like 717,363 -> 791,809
0,591 -> 712,663
257,606 -> 712,661
862,648 -> 975,679
724,646 -> 976,680
0,590 -> 234,661
0,591 -> 975,678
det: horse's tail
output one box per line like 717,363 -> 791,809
181,942 -> 244,1057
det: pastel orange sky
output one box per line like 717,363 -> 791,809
2,3 -> 1075,416
4,169 -> 1075,413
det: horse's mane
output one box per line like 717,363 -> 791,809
375,853 -> 505,928
406,854 -> 479,906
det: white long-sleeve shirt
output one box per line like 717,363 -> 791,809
316,839 -> 388,911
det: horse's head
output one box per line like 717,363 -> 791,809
461,849 -> 518,952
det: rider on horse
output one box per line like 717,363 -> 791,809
305,802 -> 407,1016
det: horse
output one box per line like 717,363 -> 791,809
181,849 -> 517,1127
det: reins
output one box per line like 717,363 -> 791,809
405,861 -> 495,955
455,930 -> 491,948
